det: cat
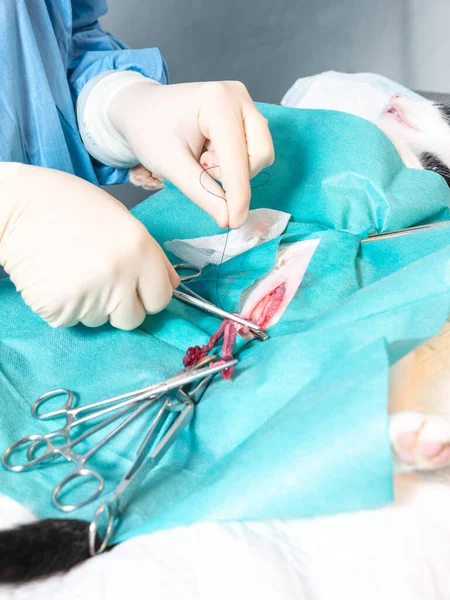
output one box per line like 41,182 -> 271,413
389,322 -> 450,473
374,95 -> 450,472
377,94 -> 450,183
1,95 -> 450,584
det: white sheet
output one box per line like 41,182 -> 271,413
1,471 -> 450,600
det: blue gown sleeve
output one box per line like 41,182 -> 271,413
68,1 -> 169,185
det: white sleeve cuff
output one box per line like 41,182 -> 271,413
0,162 -> 22,182
76,71 -> 160,169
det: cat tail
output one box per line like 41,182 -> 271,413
0,519 -> 102,583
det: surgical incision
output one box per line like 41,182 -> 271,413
183,242 -> 310,379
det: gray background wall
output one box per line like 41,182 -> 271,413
101,0 -> 450,205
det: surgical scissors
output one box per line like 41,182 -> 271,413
89,354 -> 222,555
2,358 -> 237,512
172,263 -> 268,340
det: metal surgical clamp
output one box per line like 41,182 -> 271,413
172,263 -> 268,340
89,354 -> 231,555
2,358 -> 237,512
361,220 -> 450,243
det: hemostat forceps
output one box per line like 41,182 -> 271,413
88,354 -> 223,556
2,358 -> 236,512
172,263 -> 268,340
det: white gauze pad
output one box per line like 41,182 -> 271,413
164,209 -> 291,268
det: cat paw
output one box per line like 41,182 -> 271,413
129,165 -> 164,191
390,411 -> 450,471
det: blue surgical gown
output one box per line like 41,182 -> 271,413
0,1 -> 168,185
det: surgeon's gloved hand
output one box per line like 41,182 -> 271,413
77,72 -> 274,229
0,163 -> 178,329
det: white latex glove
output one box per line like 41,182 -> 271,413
0,163 -> 179,329
78,73 -> 274,229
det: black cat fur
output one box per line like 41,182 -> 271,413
0,519 -> 101,583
